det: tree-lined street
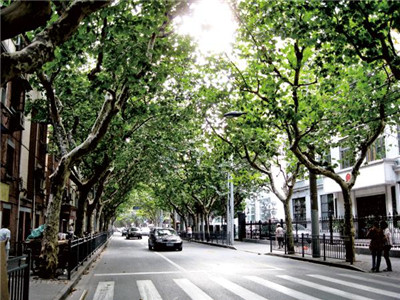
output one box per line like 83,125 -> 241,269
65,235 -> 400,300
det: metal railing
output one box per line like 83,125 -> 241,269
6,251 -> 31,300
180,231 -> 228,245
273,233 -> 347,260
67,231 -> 111,279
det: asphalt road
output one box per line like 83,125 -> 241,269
66,234 -> 400,300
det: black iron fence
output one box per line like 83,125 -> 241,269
6,251 -> 31,300
67,231 -> 111,279
23,231 -> 112,280
245,214 -> 400,245
270,233 -> 347,260
180,230 -> 228,245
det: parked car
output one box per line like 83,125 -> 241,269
126,227 -> 142,239
121,228 -> 128,236
148,227 -> 182,251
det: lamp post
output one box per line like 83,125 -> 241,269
223,111 -> 245,246
227,173 -> 234,245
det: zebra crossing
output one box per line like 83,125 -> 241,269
91,272 -> 400,300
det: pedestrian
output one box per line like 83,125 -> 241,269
0,224 -> 11,259
380,220 -> 392,272
366,221 -> 384,272
187,226 -> 192,241
275,223 -> 284,249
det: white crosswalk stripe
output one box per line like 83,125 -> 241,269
173,278 -> 214,300
277,275 -> 374,300
91,272 -> 400,300
338,273 -> 400,289
308,274 -> 400,299
245,275 -> 322,300
211,276 -> 268,300
92,281 -> 114,300
137,280 -> 162,300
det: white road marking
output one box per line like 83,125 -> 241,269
211,276 -> 268,300
137,280 -> 162,300
278,275 -> 374,300
174,278 -> 214,300
154,252 -> 187,272
94,270 -> 206,276
308,274 -> 400,299
92,281 -> 114,300
245,276 -> 322,300
338,273 -> 400,289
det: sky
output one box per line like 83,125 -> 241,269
175,0 -> 237,55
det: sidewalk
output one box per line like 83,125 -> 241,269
28,237 -> 399,300
232,240 -> 400,277
29,240 -> 109,300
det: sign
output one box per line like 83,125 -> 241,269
0,183 -> 9,202
345,173 -> 351,182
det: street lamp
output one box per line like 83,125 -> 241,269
227,173 -> 234,245
223,111 -> 246,245
223,111 -> 247,118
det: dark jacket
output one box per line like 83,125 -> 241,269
367,226 -> 384,251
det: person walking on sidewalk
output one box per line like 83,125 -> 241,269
275,223 -> 284,249
187,226 -> 192,242
380,220 -> 392,272
366,221 -> 384,272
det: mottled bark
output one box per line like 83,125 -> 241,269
1,0 -> 110,86
1,0 -> 52,41
38,157 -> 71,278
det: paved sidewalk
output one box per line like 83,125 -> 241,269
29,240 -> 109,300
28,237 -> 399,300
232,240 -> 400,277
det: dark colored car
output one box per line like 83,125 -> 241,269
148,227 -> 182,251
121,228 -> 128,236
126,227 -> 142,239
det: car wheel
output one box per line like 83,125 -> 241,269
177,247 -> 182,251
126,236 -> 130,239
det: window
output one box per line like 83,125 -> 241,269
292,197 -> 306,226
246,199 -> 256,222
6,139 -> 15,177
320,194 -> 334,230
366,136 -> 386,162
259,197 -> 277,221
339,145 -> 355,169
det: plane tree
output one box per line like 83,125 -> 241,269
1,0 -> 111,86
22,0 -> 194,278
225,0 -> 400,262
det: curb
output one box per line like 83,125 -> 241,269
264,252 -> 365,272
191,239 -> 364,273
56,239 -> 110,300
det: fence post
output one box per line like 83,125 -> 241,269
259,221 -> 262,240
301,233 -> 304,257
23,250 -> 31,300
323,234 -> 326,261
68,238 -> 72,280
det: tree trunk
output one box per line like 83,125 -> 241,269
75,190 -> 90,237
38,158 -> 70,278
283,201 -> 295,254
342,187 -> 355,263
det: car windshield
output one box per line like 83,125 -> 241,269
131,228 -> 139,231
156,229 -> 176,236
